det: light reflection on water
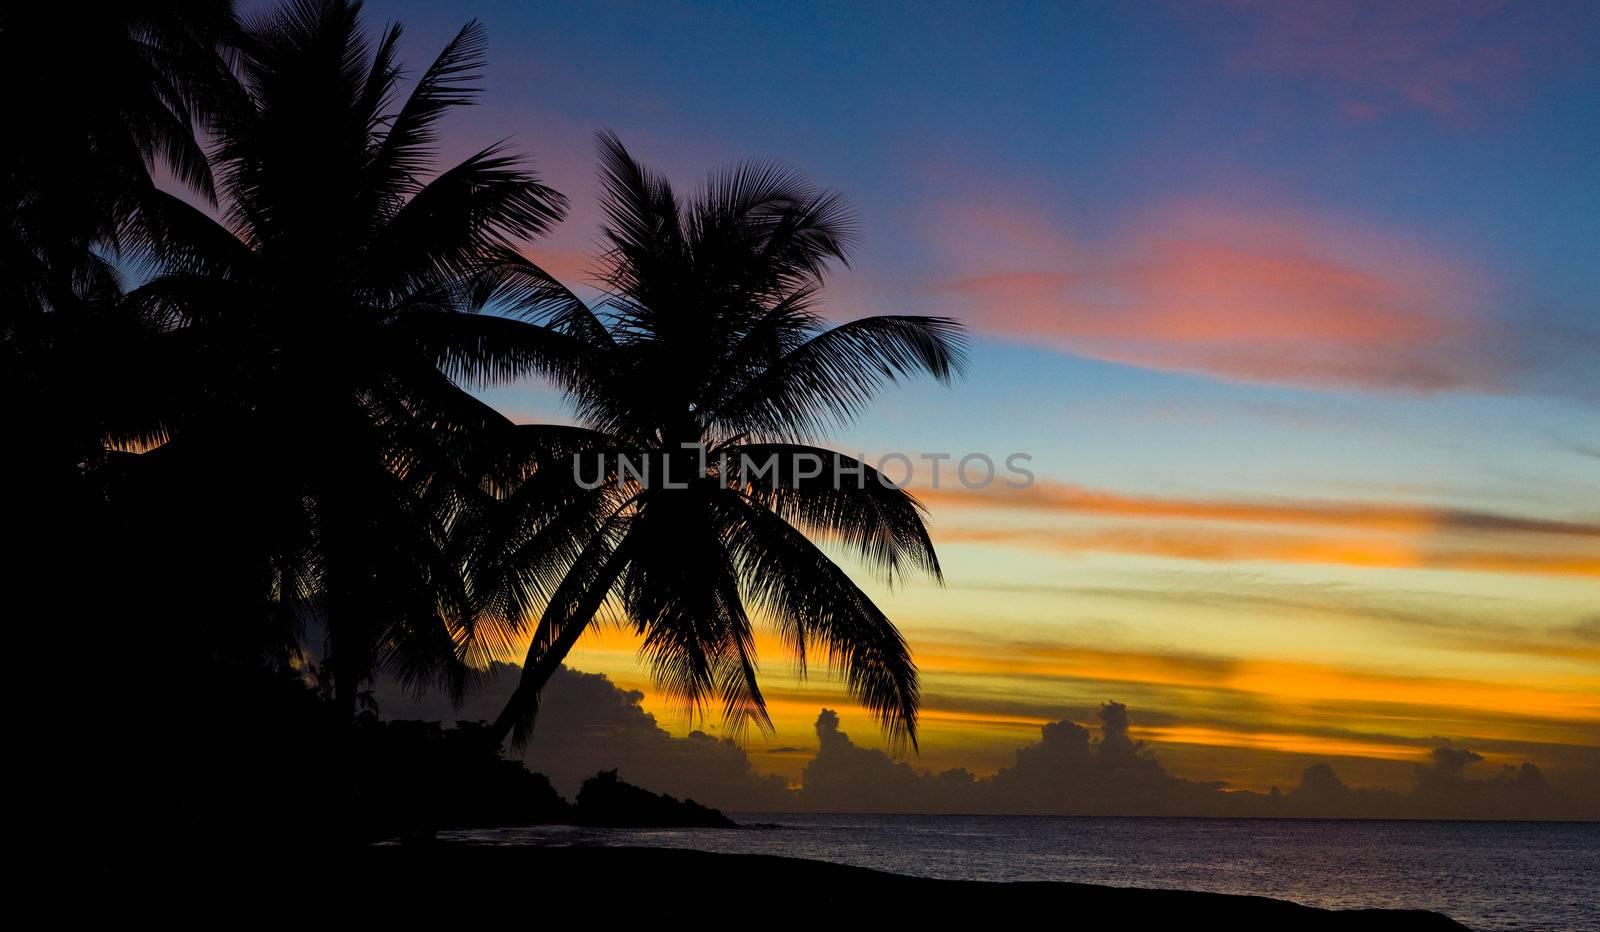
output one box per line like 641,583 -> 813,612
444,814 -> 1600,931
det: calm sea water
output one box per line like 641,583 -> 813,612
446,814 -> 1600,930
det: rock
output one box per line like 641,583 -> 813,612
574,770 -> 736,827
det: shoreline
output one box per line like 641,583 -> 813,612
727,811 -> 1599,825
393,845 -> 1469,928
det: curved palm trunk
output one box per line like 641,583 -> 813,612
486,545 -> 629,748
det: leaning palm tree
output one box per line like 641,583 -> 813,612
130,0 -> 579,711
484,132 -> 966,749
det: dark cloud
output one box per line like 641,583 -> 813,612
378,665 -> 1597,820
1429,743 -> 1485,774
795,703 -> 1596,820
375,663 -> 792,809
1278,744 -> 1579,821
803,701 -> 1236,816
799,710 -> 959,812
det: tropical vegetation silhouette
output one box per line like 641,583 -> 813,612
125,0 -> 580,717
8,1 -> 237,488
480,131 -> 966,748
3,0 -> 962,836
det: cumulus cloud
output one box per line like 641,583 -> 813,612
374,663 -> 792,810
378,667 -> 1596,820
1428,743 -> 1485,774
802,701 -> 1235,816
1277,743 -> 1577,820
800,709 -> 977,812
1401,745 -> 1569,821
795,703 -> 1595,819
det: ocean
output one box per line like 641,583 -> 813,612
445,814 -> 1600,930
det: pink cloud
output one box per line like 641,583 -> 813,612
926,198 -> 1502,392
1218,0 -> 1589,123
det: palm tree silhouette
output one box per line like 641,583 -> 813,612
4,1 -> 238,482
131,0 -> 579,712
484,131 -> 966,749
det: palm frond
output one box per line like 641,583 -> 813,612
624,490 -> 773,734
485,257 -> 615,348
709,314 -> 968,439
722,490 -> 919,750
369,19 -> 488,189
366,145 -> 567,298
395,306 -> 598,393
725,442 -> 942,585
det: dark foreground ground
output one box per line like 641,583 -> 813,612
372,846 -> 1469,928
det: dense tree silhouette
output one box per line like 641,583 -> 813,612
2,7 -> 246,807
3,2 -> 238,489
5,2 -> 964,833
127,0 -> 579,711
483,132 -> 966,749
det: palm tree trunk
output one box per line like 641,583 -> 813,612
333,670 -> 360,725
484,639 -> 566,747
327,618 -> 369,726
486,544 -> 629,748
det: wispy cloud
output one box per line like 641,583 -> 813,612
947,577 -> 1600,662
940,524 -> 1598,578
924,480 -> 1600,538
576,622 -> 1600,746
904,635 -> 1599,725
1209,0 -> 1593,124
925,199 -> 1502,392
921,479 -> 1600,577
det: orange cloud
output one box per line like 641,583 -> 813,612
922,480 -> 1600,539
569,621 -> 1600,728
940,524 -> 1600,579
909,636 -> 1600,723
568,623 -> 1600,786
1137,725 -> 1428,764
921,479 -> 1600,577
928,199 -> 1501,391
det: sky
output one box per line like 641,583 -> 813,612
344,0 -> 1599,802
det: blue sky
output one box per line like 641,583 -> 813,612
269,0 -> 1600,792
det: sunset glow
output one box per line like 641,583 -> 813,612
25,2 -> 1599,921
